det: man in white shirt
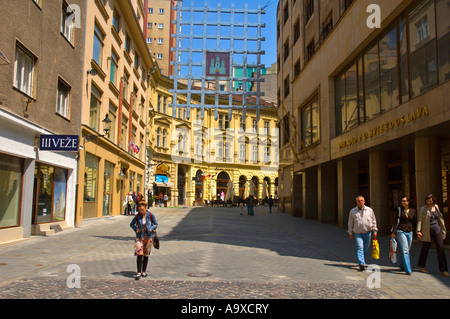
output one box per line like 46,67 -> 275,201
348,196 -> 378,271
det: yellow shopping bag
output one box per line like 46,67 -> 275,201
372,239 -> 380,259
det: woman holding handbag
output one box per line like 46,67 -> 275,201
130,200 -> 158,280
391,196 -> 416,275
417,194 -> 449,277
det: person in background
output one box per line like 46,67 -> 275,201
391,196 -> 416,275
417,194 -> 449,277
123,192 -> 133,216
268,195 -> 274,214
348,195 -> 378,271
131,192 -> 138,215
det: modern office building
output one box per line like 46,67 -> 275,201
277,0 -> 449,235
0,0 -> 85,242
144,0 -> 181,76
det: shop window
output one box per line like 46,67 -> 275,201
0,154 -> 23,228
103,161 -> 114,216
84,153 -> 99,202
34,164 -> 67,224
89,84 -> 102,132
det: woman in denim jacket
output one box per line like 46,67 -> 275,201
130,200 -> 158,280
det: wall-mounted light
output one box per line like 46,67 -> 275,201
118,169 -> 126,180
87,68 -> 97,76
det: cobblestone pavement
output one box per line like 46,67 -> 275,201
0,206 -> 449,300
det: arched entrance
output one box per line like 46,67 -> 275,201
216,171 -> 230,201
195,169 -> 204,203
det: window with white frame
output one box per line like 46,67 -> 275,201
56,78 -> 70,118
158,23 -> 164,29
14,44 -> 35,97
217,141 -> 223,159
240,117 -> 246,131
263,146 -> 270,163
252,119 -> 258,133
162,129 -> 167,148
147,37 -> 152,44
252,145 -> 258,162
157,53 -> 163,59
225,142 -> 231,160
239,143 -> 246,160
158,38 -> 163,44
61,1 -> 74,43
159,8 -> 164,14
156,128 -> 161,147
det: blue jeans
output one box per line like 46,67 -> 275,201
396,230 -> 413,274
354,232 -> 372,266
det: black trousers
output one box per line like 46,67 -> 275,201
418,231 -> 448,272
137,255 -> 149,273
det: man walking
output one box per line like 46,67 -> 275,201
348,195 -> 378,271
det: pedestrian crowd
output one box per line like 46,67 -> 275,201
348,194 -> 448,277
121,188 -> 448,280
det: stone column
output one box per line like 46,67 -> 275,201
303,167 -> 318,220
337,159 -> 359,228
318,164 -> 337,224
414,136 -> 442,208
369,151 -> 389,235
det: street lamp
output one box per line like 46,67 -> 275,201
84,114 -> 113,143
102,114 -> 112,136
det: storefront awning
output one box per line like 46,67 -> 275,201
154,182 -> 174,188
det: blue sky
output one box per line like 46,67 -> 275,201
177,0 -> 278,69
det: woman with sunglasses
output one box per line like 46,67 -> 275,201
391,196 -> 416,275
417,194 -> 449,277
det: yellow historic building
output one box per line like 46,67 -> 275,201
76,0 -> 155,224
147,75 -> 279,207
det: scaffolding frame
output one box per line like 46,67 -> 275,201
170,2 -> 266,121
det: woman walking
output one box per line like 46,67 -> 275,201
417,194 -> 449,277
130,200 -> 158,280
391,196 -> 416,275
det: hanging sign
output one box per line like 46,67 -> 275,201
39,135 -> 79,151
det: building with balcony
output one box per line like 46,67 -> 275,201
76,0 -> 155,223
146,75 -> 279,207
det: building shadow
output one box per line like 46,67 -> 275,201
159,206 -> 450,286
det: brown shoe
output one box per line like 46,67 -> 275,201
442,272 -> 450,277
418,267 -> 427,273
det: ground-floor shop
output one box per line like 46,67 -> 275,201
146,157 -> 278,207
0,109 -> 77,244
76,126 -> 146,224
